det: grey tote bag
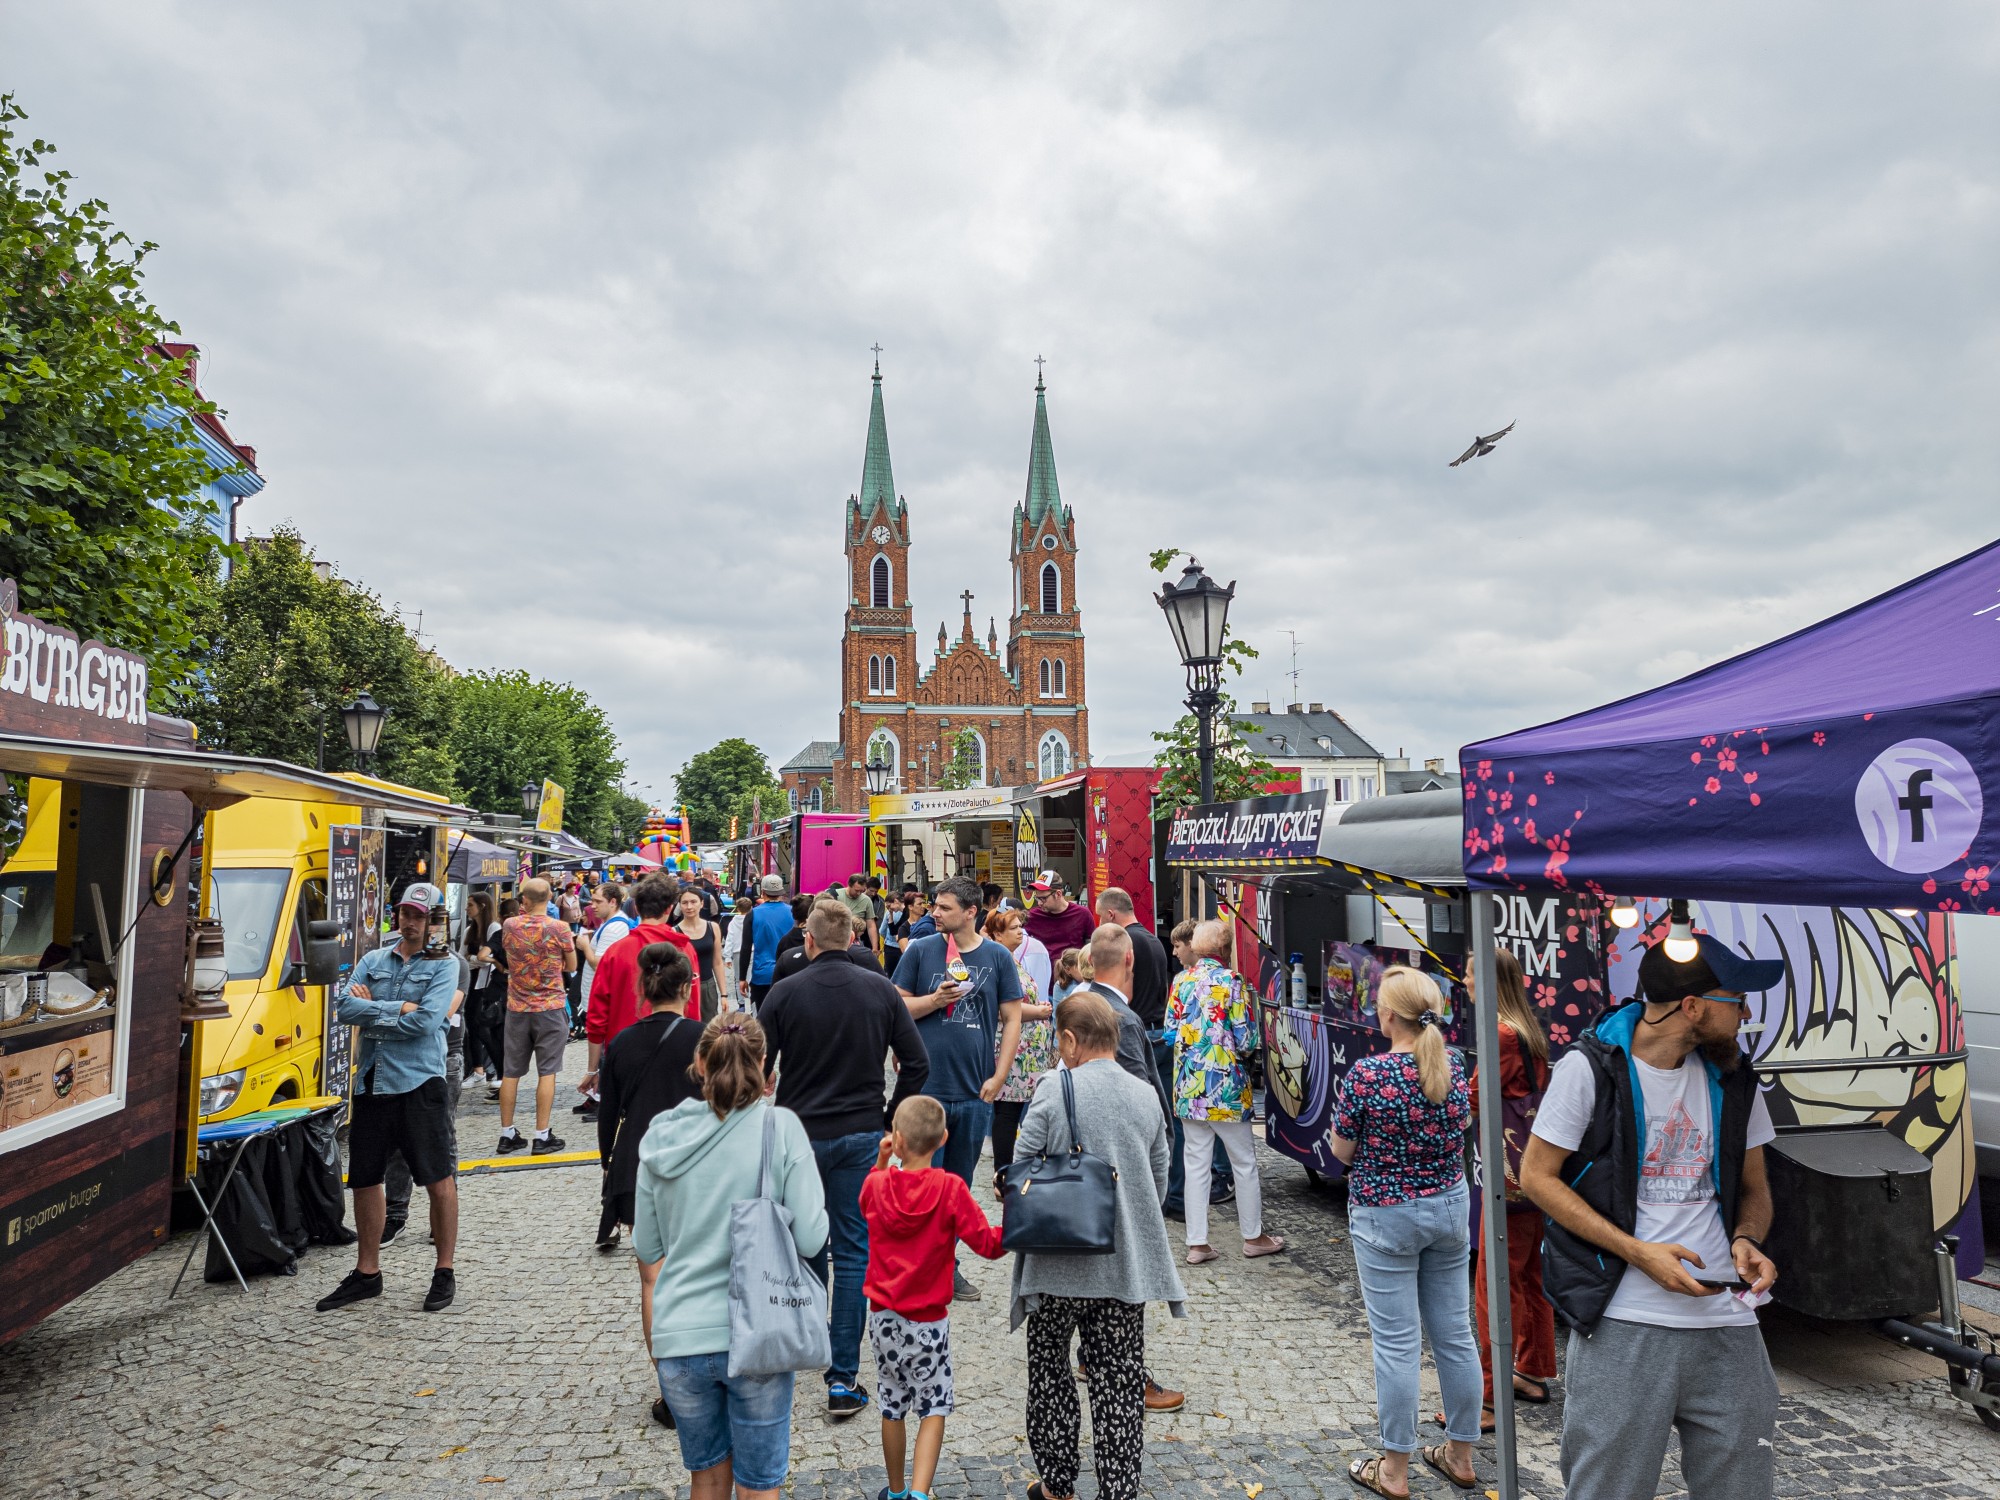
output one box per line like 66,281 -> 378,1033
726,1106 -> 831,1378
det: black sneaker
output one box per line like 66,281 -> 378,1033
423,1267 -> 455,1312
379,1217 -> 407,1246
596,1226 -> 621,1254
651,1396 -> 676,1429
316,1269 -> 382,1312
1211,1182 -> 1237,1206
496,1131 -> 526,1154
531,1133 -> 566,1155
827,1382 -> 869,1420
571,1097 -> 598,1118
952,1268 -> 982,1302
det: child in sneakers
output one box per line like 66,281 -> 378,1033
860,1095 -> 1005,1500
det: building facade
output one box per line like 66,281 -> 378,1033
812,361 -> 1090,813
1235,701 -> 1459,811
156,343 -> 264,550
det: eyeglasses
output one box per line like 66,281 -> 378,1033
1698,992 -> 1751,1012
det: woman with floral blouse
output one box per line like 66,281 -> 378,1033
986,907 -> 1057,1180
1166,919 -> 1285,1266
1331,965 -> 1482,1498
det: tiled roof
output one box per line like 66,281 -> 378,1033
1233,707 -> 1381,760
781,740 -> 839,773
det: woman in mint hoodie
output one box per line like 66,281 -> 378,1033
634,1015 -> 828,1500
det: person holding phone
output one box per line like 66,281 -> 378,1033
1520,934 -> 1785,1500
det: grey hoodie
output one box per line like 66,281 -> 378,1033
633,1097 -> 828,1359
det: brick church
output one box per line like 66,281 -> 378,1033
787,360 -> 1091,814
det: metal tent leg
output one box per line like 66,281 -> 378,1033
1469,895 -> 1520,1499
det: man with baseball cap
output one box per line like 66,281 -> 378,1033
1022,870 -> 1095,958
1520,931 -> 1785,1500
738,872 -> 794,1012
319,882 -> 462,1314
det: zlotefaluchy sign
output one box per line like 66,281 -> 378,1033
1165,791 -> 1328,863
0,579 -> 150,726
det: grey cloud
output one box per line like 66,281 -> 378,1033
7,2 -> 1997,788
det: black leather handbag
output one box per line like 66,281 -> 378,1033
997,1068 -> 1119,1255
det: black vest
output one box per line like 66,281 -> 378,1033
1541,1007 -> 1760,1334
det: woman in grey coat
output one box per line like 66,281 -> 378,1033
1009,991 -> 1186,1500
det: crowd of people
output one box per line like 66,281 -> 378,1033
310,855 -> 1791,1500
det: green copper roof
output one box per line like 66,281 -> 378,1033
1022,375 -> 1063,529
859,362 -> 900,519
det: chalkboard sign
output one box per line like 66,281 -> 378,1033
325,826 -> 386,1110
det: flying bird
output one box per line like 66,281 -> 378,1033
1448,421 -> 1515,467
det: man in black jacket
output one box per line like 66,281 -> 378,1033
761,899 -> 930,1423
1520,934 -> 1783,1500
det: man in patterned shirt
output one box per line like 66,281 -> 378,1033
498,876 -> 576,1155
1166,920 -> 1285,1265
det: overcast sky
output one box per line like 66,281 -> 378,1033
10,5 -> 1998,799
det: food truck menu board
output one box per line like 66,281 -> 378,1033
326,825 -> 386,1109
0,1013 -> 114,1136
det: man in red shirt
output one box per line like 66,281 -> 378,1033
1021,870 -> 1095,957
582,872 -> 698,1091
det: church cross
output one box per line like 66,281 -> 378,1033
960,589 -> 975,613
872,342 -> 884,360
1034,354 -> 1046,382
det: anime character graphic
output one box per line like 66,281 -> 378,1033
1620,902 -> 1969,1238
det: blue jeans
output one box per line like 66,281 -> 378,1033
1348,1182 -> 1484,1453
934,1097 -> 992,1187
654,1353 -> 795,1490
1156,1035 -> 1231,1212
808,1130 -> 879,1387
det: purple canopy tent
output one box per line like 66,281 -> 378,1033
1460,535 -> 2000,912
1457,536 -> 2000,1490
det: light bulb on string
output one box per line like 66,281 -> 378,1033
1610,896 -> 1639,930
1663,899 -> 1699,963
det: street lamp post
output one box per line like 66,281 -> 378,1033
340,693 -> 388,775
865,755 -> 892,797
1155,557 -> 1236,917
520,781 -> 541,819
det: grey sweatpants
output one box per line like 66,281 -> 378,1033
1561,1318 -> 1778,1500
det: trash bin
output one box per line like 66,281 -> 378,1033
1764,1125 -> 1934,1321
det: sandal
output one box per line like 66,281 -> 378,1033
1420,1445 -> 1477,1491
1243,1234 -> 1288,1259
1346,1455 -> 1408,1499
1513,1373 -> 1552,1404
1186,1245 -> 1220,1265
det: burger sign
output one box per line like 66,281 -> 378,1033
0,578 -> 152,727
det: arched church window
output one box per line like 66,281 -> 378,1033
883,655 -> 896,692
1039,730 -> 1071,780
872,555 -> 892,608
868,655 -> 882,693
1054,659 -> 1066,697
1040,561 -> 1060,614
867,728 -> 900,788
1039,659 -> 1052,697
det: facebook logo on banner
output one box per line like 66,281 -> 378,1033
1855,739 -> 1984,873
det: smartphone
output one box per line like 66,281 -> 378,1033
1691,1276 -> 1752,1293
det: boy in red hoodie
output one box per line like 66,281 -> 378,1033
860,1095 -> 1005,1500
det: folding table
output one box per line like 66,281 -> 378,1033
170,1096 -> 346,1298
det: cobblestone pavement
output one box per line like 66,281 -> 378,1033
4,1042 -> 1998,1498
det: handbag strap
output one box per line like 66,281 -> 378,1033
757,1104 -> 776,1200
1059,1065 -> 1084,1155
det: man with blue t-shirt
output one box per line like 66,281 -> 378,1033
892,875 -> 1023,1301
738,873 -> 795,1011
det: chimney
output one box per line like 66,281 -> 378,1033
1309,702 -> 1323,713
1287,702 -> 1305,714
1425,757 -> 1445,774
1250,701 -> 1270,713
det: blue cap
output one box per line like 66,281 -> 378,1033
1639,931 -> 1786,1002
1694,933 -> 1787,994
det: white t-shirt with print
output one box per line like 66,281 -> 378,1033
1533,1049 -> 1774,1329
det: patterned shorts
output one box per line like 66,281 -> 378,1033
868,1309 -> 954,1420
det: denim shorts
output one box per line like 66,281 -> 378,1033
654,1353 -> 794,1490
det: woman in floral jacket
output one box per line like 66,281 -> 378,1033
987,907 -> 1057,1182
1166,919 -> 1285,1265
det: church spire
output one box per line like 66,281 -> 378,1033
1021,361 -> 1063,529
860,351 -> 899,519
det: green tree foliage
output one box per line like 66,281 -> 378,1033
934,728 -> 985,791
1147,549 -> 1274,817
674,738 -> 783,842
605,786 -> 652,848
0,94 -> 233,696
448,670 -> 624,846
169,527 -> 458,795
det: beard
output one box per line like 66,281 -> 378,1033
1700,1035 -> 1744,1072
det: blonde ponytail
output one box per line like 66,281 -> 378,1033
1378,965 -> 1451,1103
